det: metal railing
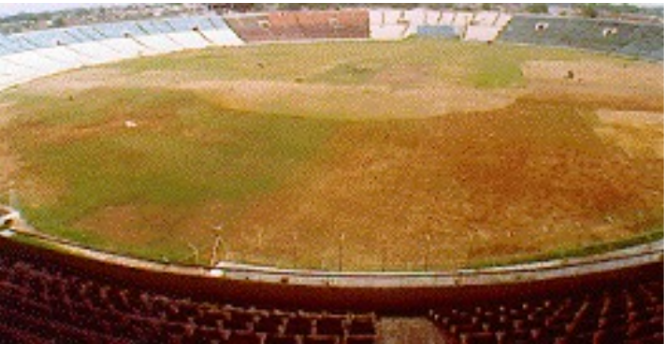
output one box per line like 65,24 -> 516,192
4,226 -> 662,288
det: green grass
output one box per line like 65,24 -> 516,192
6,87 -> 338,246
0,39 -> 658,270
467,227 -> 664,269
107,39 -> 593,88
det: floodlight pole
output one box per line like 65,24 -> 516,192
424,234 -> 431,271
338,232 -> 345,272
210,223 -> 224,266
257,227 -> 265,249
292,232 -> 298,268
8,182 -> 18,210
380,233 -> 386,272
187,242 -> 200,265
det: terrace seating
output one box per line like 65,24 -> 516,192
402,10 -> 510,42
224,14 -> 275,42
333,9 -> 370,39
133,20 -> 186,54
618,24 -> 664,60
0,33 -> 82,76
0,15 -> 250,84
0,47 -> 40,89
369,9 -> 410,40
225,10 -> 369,43
472,12 -> 500,27
268,12 -> 307,41
56,27 -> 127,64
165,17 -> 212,49
453,12 -> 474,28
499,15 -> 664,60
203,16 -> 246,46
294,10 -> 369,40
464,26 -> 502,42
17,29 -> 96,67
93,21 -> 155,56
464,12 -> 511,42
430,279 -> 664,344
417,25 -> 459,39
403,8 -> 430,37
440,12 -> 456,25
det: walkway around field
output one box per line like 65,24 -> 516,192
2,222 -> 661,289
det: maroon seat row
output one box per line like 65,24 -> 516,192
224,9 -> 369,43
0,254 -> 378,343
429,279 -> 663,344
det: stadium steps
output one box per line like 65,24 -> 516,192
377,317 -> 446,344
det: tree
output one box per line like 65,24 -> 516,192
52,17 -> 66,28
577,4 -> 599,18
525,4 -> 549,14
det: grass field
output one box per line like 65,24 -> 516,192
0,39 -> 661,270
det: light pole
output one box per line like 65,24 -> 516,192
187,242 -> 200,265
210,223 -> 224,266
257,227 -> 264,249
338,232 -> 345,271
291,231 -> 298,268
380,233 -> 387,272
424,234 -> 431,271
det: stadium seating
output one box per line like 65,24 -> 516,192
464,26 -> 502,42
369,9 -> 410,40
0,239 -> 379,343
0,9 -> 662,342
499,15 -> 664,60
203,16 -> 246,46
0,15 -> 245,88
134,20 -> 187,54
17,29 -> 97,66
59,27 -> 128,64
225,10 -> 369,43
332,9 -> 370,39
440,12 -> 456,25
268,12 -> 307,41
0,38 -> 40,88
416,25 -> 459,39
93,21 -> 156,57
430,278 -> 663,343
0,234 -> 661,342
293,9 -> 369,40
472,11 -> 500,27
618,24 -> 664,60
453,12 -> 474,28
402,8 -> 428,37
165,17 -> 212,49
373,10 -> 511,42
224,14 -> 275,42
463,12 -> 511,42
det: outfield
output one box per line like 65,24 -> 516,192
0,39 -> 661,270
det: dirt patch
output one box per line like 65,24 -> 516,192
523,60 -> 663,111
0,102 -> 18,196
228,100 -> 663,270
190,79 -> 518,119
523,60 -> 662,89
4,49 -> 662,270
75,201 -> 240,263
16,68 -> 519,119
372,63 -> 437,88
596,109 -> 663,125
11,68 -> 131,96
594,109 -> 663,159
